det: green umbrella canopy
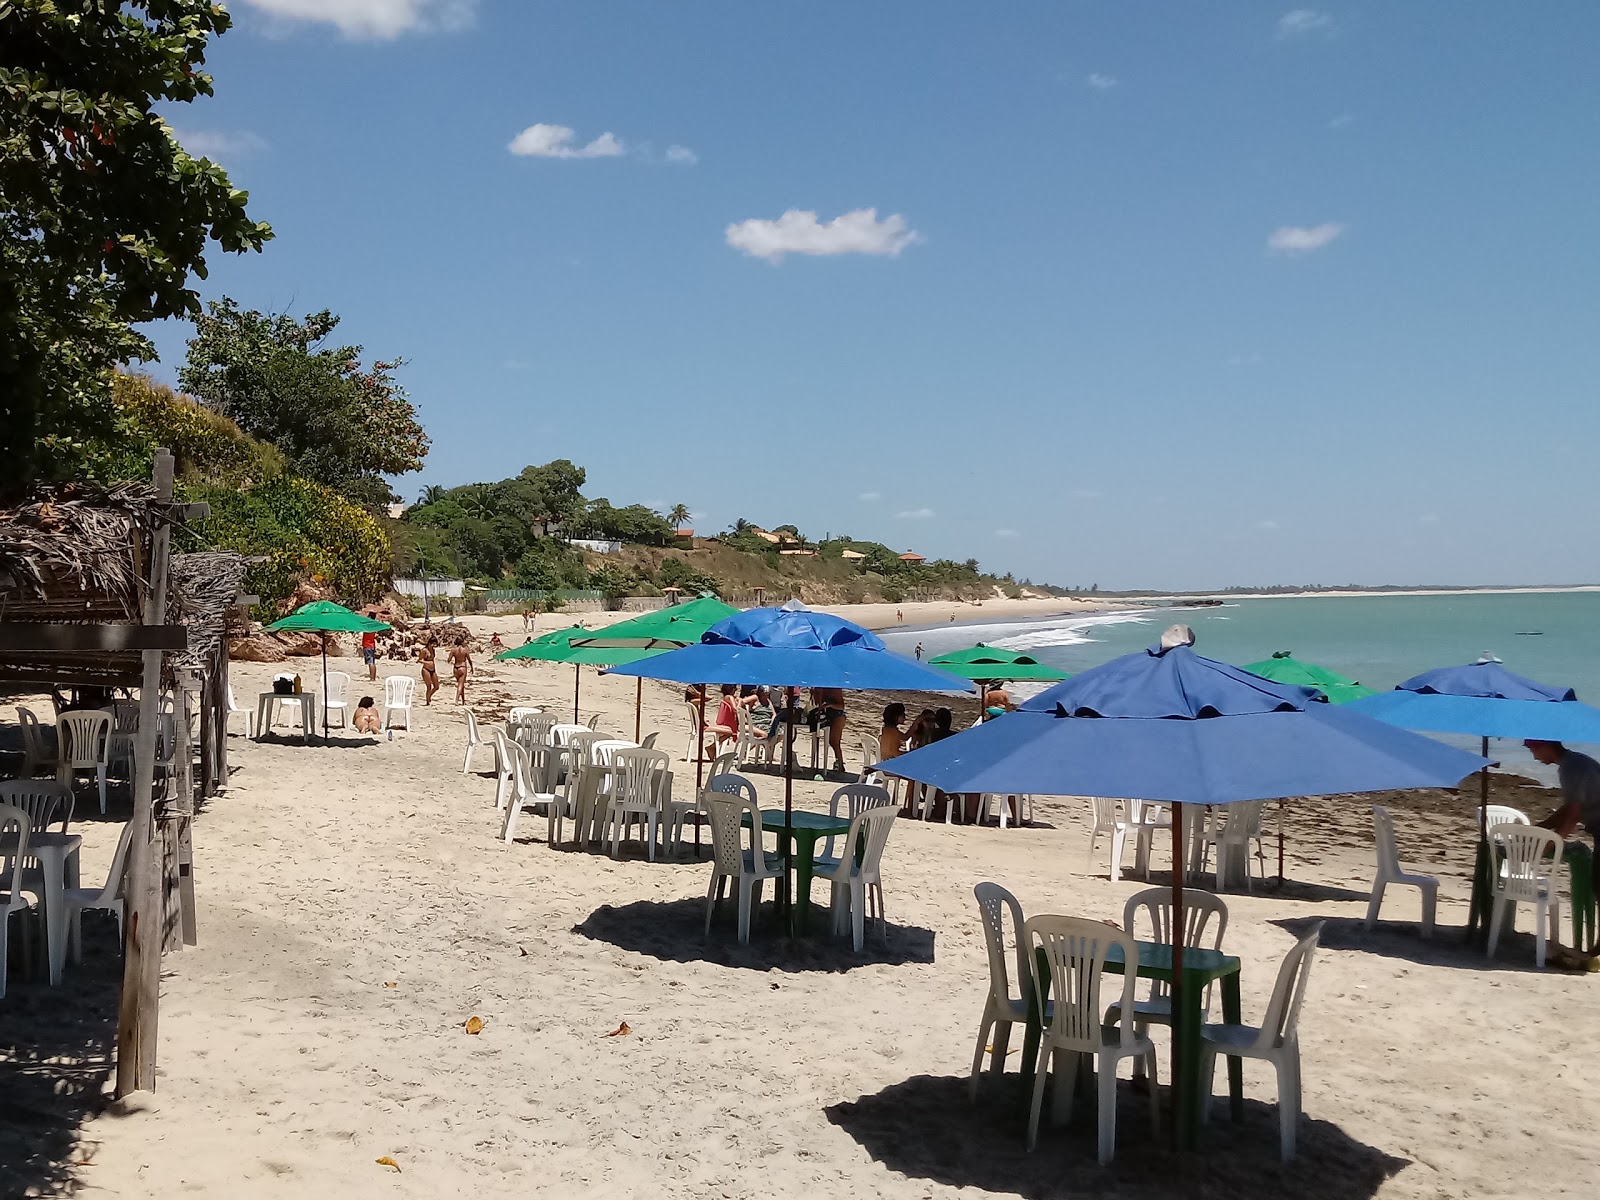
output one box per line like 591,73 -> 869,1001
265,600 -> 391,634
494,624 -> 657,667
572,595 -> 741,651
926,643 -> 1071,683
1241,651 -> 1376,704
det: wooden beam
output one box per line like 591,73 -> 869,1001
0,624 -> 188,652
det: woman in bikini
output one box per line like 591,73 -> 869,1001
810,686 -> 847,772
418,639 -> 441,705
448,642 -> 473,703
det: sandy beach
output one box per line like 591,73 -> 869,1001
7,617 -> 1599,1199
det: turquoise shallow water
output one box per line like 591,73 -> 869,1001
880,591 -> 1600,781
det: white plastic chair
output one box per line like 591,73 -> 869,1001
1202,799 -> 1269,891
105,700 -> 140,779
969,882 -> 1034,1099
0,780 -> 73,835
65,819 -> 134,958
820,783 -> 894,861
0,804 -> 33,998
1200,922 -> 1324,1161
1486,825 -> 1564,968
1086,797 -> 1137,881
56,709 -> 110,815
682,702 -> 703,762
224,685 -> 256,737
1364,804 -> 1439,938
568,735 -> 625,844
382,676 -> 415,730
734,707 -> 768,768
323,671 -> 351,729
640,731 -> 660,751
1106,888 -> 1229,1071
462,708 -> 498,774
813,804 -> 898,951
586,712 -> 602,731
605,747 -> 672,860
508,705 -> 543,726
17,707 -> 56,778
489,729 -> 516,811
702,790 -> 786,944
1023,915 -> 1159,1162
512,711 -> 556,749
500,741 -> 563,844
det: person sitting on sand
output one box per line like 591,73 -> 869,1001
983,681 -> 1014,718
1528,739 -> 1600,951
489,633 -> 504,652
353,695 -> 381,734
448,642 -> 472,703
418,639 -> 441,706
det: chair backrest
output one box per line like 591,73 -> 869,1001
613,748 -> 670,804
1482,804 -> 1531,844
465,707 -> 482,741
57,710 -> 110,768
93,820 -> 137,903
706,773 -> 757,804
109,700 -> 141,736
641,732 -> 659,750
384,676 -> 415,706
17,706 -> 47,758
523,740 -> 556,794
1498,826 -> 1563,901
1090,796 -> 1120,829
1218,798 -> 1267,842
1024,914 -> 1141,1052
861,738 -> 881,772
1371,804 -> 1401,876
508,706 -> 543,725
225,685 -> 244,714
522,713 -> 557,745
709,751 -> 736,780
702,791 -> 760,876
0,780 -> 73,835
586,712 -> 602,730
507,739 -> 554,800
0,804 -> 32,899
839,804 -> 897,880
589,738 -> 635,768
491,729 -> 515,782
1123,886 -> 1228,953
974,882 -> 1028,1008
563,731 -> 607,771
549,723 -> 589,746
830,783 -> 894,820
1250,922 -> 1324,1050
325,671 -> 349,704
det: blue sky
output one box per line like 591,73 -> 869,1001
146,2 -> 1600,590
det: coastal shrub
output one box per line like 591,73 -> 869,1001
108,372 -> 286,485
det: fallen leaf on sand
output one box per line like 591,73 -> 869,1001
376,1157 -> 401,1172
382,982 -> 397,989
518,946 -> 528,957
604,1021 -> 631,1038
465,1016 -> 484,1035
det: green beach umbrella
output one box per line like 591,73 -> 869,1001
265,601 -> 392,737
572,595 -> 741,743
1241,651 -> 1376,705
495,624 -> 657,724
926,644 -> 1071,683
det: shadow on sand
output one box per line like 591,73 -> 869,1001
1273,914 -> 1566,974
826,1072 -> 1408,1199
0,913 -> 123,1197
573,896 -> 935,973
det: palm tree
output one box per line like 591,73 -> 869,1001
667,503 -> 691,530
417,484 -> 446,506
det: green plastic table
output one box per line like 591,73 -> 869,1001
1021,939 -> 1243,1151
759,809 -> 850,935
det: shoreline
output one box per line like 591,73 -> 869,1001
1126,585 -> 1600,601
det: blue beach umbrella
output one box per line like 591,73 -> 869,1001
607,606 -> 973,896
881,628 -> 1487,1142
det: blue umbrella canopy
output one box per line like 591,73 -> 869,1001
1345,662 -> 1600,742
883,642 -> 1489,804
604,606 -> 973,693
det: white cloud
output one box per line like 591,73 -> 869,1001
858,491 -> 881,502
1267,223 -> 1344,255
1086,73 -> 1119,90
173,129 -> 268,161
508,124 -> 625,159
1257,519 -> 1281,531
725,208 -> 921,264
994,528 -> 1021,539
665,144 -> 698,166
1276,9 -> 1333,38
895,508 -> 936,520
1328,113 -> 1353,129
239,0 -> 473,39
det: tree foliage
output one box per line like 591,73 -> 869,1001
0,0 -> 271,488
179,298 -> 427,504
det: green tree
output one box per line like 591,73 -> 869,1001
667,503 -> 691,530
0,0 -> 272,488
179,298 -> 428,504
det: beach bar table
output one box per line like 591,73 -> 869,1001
0,829 -> 83,985
754,809 -> 850,935
1021,939 -> 1243,1152
255,691 -> 317,743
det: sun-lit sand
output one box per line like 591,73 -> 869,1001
15,608 -> 1600,1198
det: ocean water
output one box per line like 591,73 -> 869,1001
879,591 -> 1600,782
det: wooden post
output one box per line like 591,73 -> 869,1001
116,449 -> 175,1098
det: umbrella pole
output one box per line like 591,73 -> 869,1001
573,664 -> 581,725
1170,802 -> 1186,1153
784,703 -> 794,930
634,677 -> 642,743
321,633 -> 329,740
1278,797 -> 1286,884
1472,736 -> 1491,943
694,690 -> 706,853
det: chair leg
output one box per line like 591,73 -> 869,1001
1026,1041 -> 1051,1151
1419,882 -> 1437,939
1109,827 -> 1126,882
1096,1050 -> 1118,1165
991,1020 -> 1012,1079
851,881 -> 866,951
1199,1046 -> 1218,1125
501,797 -> 521,843
704,874 -> 719,939
1277,1049 -> 1301,1161
736,877 -> 754,944
1486,895 -> 1510,959
1536,899 -> 1550,969
1144,1047 -> 1160,1136
969,1003 -> 997,1101
1364,878 -> 1385,930
1051,1049 -> 1077,1128
98,767 -> 107,815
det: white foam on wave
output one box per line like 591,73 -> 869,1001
989,609 -> 1154,653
